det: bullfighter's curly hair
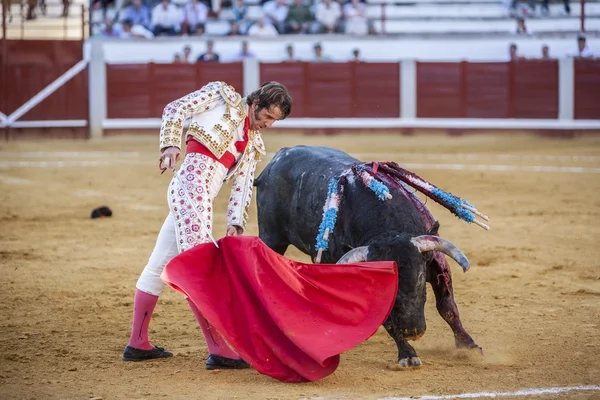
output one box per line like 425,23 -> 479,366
246,81 -> 292,120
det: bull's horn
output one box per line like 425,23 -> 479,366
410,235 -> 470,272
336,246 -> 369,264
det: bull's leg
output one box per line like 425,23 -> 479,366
383,317 -> 422,368
258,233 -> 289,255
427,257 -> 481,352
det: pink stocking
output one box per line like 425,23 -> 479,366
127,289 -> 159,350
187,298 -> 240,359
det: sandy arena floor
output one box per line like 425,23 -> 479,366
0,132 -> 599,400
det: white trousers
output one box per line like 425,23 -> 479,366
136,154 -> 227,296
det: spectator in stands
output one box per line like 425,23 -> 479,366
90,0 -> 106,35
173,53 -> 183,63
285,0 -> 313,34
315,0 -> 342,33
228,21 -> 244,36
104,0 -> 120,23
283,44 -> 299,62
233,40 -> 257,61
182,45 -> 193,62
541,0 -> 570,16
540,45 -> 551,59
120,19 -> 155,38
350,48 -> 360,62
181,0 -> 209,35
262,0 -> 289,33
100,19 -> 121,37
343,0 -> 368,36
313,42 -> 332,62
197,40 -> 220,62
121,0 -> 151,30
507,43 -> 525,61
570,33 -> 594,58
508,0 -> 535,17
231,0 -> 249,32
151,0 -> 182,36
515,16 -> 531,35
248,16 -> 279,36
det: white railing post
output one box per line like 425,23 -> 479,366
559,57 -> 574,121
89,38 -> 106,139
243,57 -> 260,96
400,59 -> 416,120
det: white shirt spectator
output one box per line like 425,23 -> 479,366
121,24 -> 155,39
570,45 -> 594,58
315,0 -> 341,30
152,2 -> 182,29
262,0 -> 289,26
248,18 -> 279,37
182,0 -> 209,28
343,0 -> 368,35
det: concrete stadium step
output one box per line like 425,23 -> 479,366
371,17 -> 598,34
365,3 -> 600,19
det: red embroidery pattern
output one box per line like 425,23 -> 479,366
168,153 -> 227,252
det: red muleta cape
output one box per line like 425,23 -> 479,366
161,236 -> 398,383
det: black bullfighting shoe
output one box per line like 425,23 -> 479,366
123,345 -> 173,362
206,354 -> 250,370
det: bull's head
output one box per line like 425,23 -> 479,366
336,232 -> 469,341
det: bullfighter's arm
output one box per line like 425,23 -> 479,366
227,157 -> 258,234
159,81 -> 223,151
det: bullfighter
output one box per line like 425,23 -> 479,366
122,81 -> 293,369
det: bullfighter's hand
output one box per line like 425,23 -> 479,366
226,225 -> 243,237
159,147 -> 181,173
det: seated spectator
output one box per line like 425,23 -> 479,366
285,0 -> 313,34
350,48 -> 360,62
173,53 -> 182,63
104,0 -> 120,23
181,0 -> 208,35
508,43 -> 525,61
570,33 -> 594,58
182,45 -> 193,62
151,0 -> 182,36
197,40 -> 220,62
248,16 -> 279,37
233,40 -> 257,61
313,42 -> 331,62
343,0 -> 367,36
315,0 -> 341,33
228,21 -> 244,36
231,0 -> 248,24
90,0 -> 106,35
515,16 -> 532,35
100,19 -> 121,37
262,0 -> 289,33
283,43 -> 299,62
120,19 -> 155,38
540,45 -> 551,60
121,0 -> 150,29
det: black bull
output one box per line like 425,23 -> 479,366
254,145 -> 481,368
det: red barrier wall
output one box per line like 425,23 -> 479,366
417,61 -> 559,119
101,60 -> 598,123
1,40 -> 87,121
259,62 -> 400,118
574,59 -> 600,120
106,62 -> 243,119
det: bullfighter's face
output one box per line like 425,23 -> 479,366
248,102 -> 283,131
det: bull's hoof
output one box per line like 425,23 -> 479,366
410,356 -> 422,367
455,336 -> 483,355
386,356 -> 422,370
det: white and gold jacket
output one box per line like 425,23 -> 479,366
159,81 -> 266,232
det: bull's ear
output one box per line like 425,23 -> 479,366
427,221 -> 440,236
342,244 -> 354,253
